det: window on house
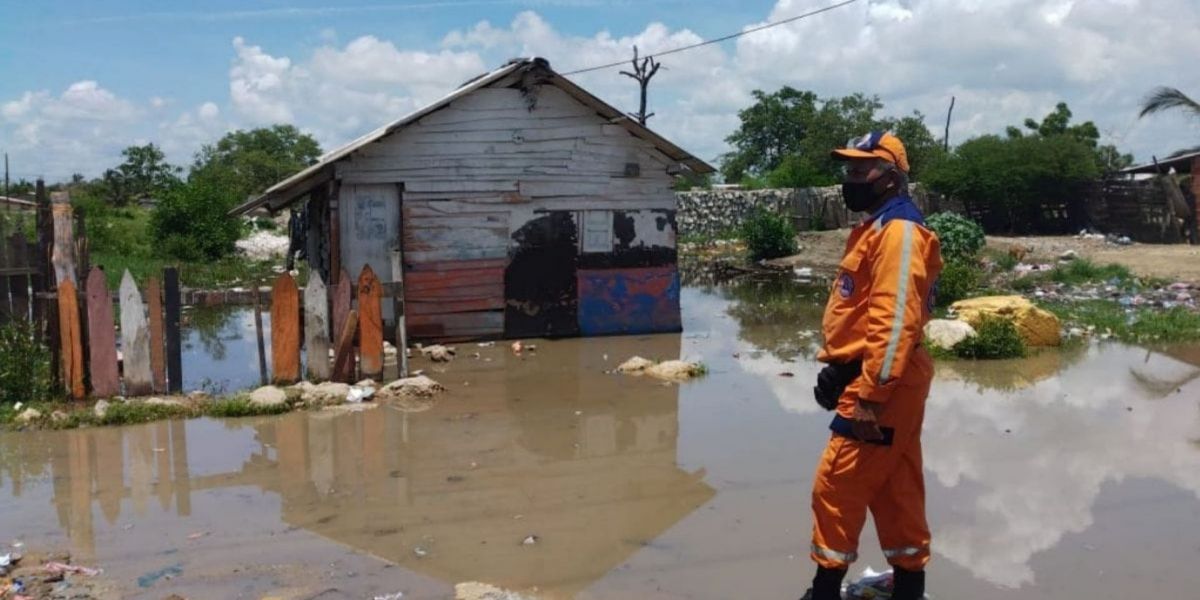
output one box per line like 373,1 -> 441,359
581,210 -> 614,254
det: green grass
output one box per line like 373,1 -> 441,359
1046,301 -> 1200,344
950,317 -> 1027,359
982,247 -> 1019,271
90,250 -> 297,288
1008,259 -> 1142,293
4,394 -> 298,430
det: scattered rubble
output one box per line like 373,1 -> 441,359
419,344 -> 456,362
924,319 -> 977,349
235,229 -> 289,260
616,356 -> 706,381
455,581 -> 537,600
249,385 -> 289,408
376,375 -> 445,412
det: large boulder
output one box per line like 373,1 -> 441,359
950,295 -> 1061,347
924,319 -> 977,349
303,382 -> 351,405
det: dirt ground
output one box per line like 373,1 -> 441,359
770,230 -> 1200,284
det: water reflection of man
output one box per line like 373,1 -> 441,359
803,132 -> 943,600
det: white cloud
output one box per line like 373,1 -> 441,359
4,0 -> 1200,180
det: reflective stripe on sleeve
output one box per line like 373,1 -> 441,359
879,221 -> 914,383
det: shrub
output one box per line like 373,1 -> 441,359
952,317 -> 1026,359
741,207 -> 798,260
1050,259 -> 1133,285
150,173 -> 244,261
0,321 -> 54,405
935,259 -> 979,307
927,212 -> 985,262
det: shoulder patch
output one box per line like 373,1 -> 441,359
838,273 -> 855,298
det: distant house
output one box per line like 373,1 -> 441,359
231,57 -> 715,342
0,195 -> 37,212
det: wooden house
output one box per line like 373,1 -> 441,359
231,57 -> 715,342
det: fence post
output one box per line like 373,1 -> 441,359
253,281 -> 268,386
164,267 -> 183,393
36,180 -> 60,392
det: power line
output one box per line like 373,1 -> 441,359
562,0 -> 861,76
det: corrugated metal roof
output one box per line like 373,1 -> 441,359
1120,150 -> 1200,175
230,57 -> 715,216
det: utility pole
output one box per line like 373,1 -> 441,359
4,152 -> 9,199
620,46 -> 662,125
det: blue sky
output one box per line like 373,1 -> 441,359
3,0 -> 1199,181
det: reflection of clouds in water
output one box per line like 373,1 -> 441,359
923,344 -> 1200,587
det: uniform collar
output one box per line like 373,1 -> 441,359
865,194 -> 924,228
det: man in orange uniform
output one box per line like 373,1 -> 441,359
801,132 -> 943,600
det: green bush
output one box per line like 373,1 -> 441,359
1050,259 -> 1133,285
0,321 -> 54,405
741,207 -> 798,260
150,173 -> 244,261
927,212 -> 985,262
935,259 -> 979,307
952,317 -> 1026,359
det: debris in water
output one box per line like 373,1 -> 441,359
44,561 -> 101,577
186,531 -> 209,540
511,341 -> 523,354
455,581 -> 536,600
136,563 -> 182,587
779,372 -> 795,378
420,345 -> 456,362
616,356 -> 706,381
374,593 -> 405,600
521,535 -> 539,546
843,566 -> 896,599
413,546 -> 429,558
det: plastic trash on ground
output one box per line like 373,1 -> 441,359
843,566 -> 930,599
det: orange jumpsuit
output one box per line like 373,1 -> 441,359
811,197 -> 943,572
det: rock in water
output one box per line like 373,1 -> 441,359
646,360 -> 705,381
420,345 -> 456,362
924,319 -> 977,349
93,400 -> 111,420
14,408 -> 42,425
249,385 -> 288,408
951,295 -> 1061,347
616,356 -> 655,374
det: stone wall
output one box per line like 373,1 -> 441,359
676,186 -> 938,237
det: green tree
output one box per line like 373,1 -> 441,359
721,87 -> 939,187
150,171 -> 243,260
101,143 -> 182,206
1139,86 -> 1200,120
191,124 -> 322,202
1007,103 -> 1131,176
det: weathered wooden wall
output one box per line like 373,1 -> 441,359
335,82 -> 682,341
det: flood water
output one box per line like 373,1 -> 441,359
2,279 -> 1199,599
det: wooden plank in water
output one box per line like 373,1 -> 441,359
270,273 -> 301,385
332,308 -> 359,384
145,277 -> 167,393
57,279 -> 84,400
357,265 -> 383,380
163,268 -> 182,393
119,270 -> 154,397
331,268 -> 351,352
84,268 -> 119,398
304,273 -> 331,381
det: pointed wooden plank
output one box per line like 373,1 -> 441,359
119,270 -> 154,397
331,268 -> 351,350
163,268 -> 183,393
332,309 -> 359,384
304,273 -> 331,381
145,277 -> 167,393
57,279 -> 84,400
357,265 -> 383,380
270,273 -> 301,385
84,268 -> 119,398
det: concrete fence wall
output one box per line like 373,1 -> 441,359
676,186 -> 939,237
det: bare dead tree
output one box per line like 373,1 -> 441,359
620,46 -> 662,125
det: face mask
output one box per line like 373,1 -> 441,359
841,181 -> 878,212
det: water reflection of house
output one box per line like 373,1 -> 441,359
33,334 -> 713,596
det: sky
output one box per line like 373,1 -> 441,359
2,0 -> 1199,182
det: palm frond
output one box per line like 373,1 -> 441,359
1139,86 -> 1200,119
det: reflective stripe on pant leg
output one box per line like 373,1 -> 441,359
883,543 -> 928,559
811,544 -> 858,566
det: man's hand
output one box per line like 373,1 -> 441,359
850,400 -> 884,442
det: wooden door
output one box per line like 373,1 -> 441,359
339,184 -> 400,322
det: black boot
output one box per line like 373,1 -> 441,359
891,567 -> 925,600
799,566 -> 847,600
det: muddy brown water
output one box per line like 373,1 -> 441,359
3,280 -> 1199,599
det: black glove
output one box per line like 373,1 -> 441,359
813,360 -> 862,411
